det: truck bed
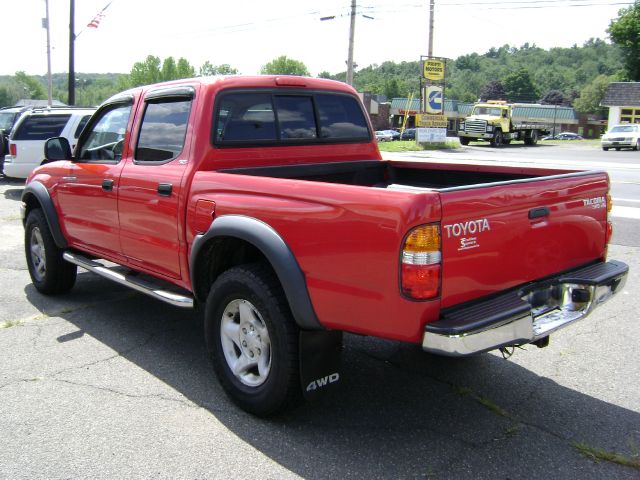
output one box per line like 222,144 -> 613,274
220,159 -> 585,191
215,158 -> 610,319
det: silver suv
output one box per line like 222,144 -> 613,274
3,107 -> 95,178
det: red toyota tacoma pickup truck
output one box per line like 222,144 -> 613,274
22,76 -> 628,415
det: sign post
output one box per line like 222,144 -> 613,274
420,56 -> 448,145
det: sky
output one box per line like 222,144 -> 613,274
2,0 -> 634,77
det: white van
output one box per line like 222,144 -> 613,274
3,107 -> 95,178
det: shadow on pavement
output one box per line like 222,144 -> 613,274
1,176 -> 25,202
24,273 -> 639,479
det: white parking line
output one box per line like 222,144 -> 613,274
611,205 -> 640,219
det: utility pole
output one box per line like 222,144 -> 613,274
346,0 -> 357,86
428,0 -> 435,57
69,0 -> 75,105
44,0 -> 53,106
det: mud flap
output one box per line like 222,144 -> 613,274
299,330 -> 343,402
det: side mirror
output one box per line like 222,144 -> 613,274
44,137 -> 72,162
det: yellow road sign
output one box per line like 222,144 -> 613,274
423,60 -> 445,81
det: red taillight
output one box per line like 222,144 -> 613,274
402,264 -> 440,299
9,143 -> 16,156
401,224 -> 441,300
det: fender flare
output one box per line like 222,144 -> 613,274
21,181 -> 68,249
190,215 -> 323,331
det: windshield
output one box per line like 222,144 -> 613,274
472,106 -> 503,116
609,125 -> 638,133
0,112 -> 16,130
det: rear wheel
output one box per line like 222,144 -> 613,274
524,130 -> 538,146
491,130 -> 504,148
24,209 -> 76,294
204,264 -> 301,416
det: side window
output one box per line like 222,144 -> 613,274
315,94 -> 369,139
135,99 -> 191,162
79,104 -> 132,162
74,115 -> 92,139
215,93 -> 276,143
13,115 -> 71,141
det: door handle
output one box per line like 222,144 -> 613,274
102,179 -> 114,191
529,207 -> 550,220
157,183 -> 172,196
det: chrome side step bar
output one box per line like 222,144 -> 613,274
63,251 -> 194,309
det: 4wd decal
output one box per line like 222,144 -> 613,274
443,218 -> 491,252
583,196 -> 606,209
306,373 -> 340,392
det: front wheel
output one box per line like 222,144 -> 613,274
491,130 -> 504,148
24,209 -> 77,294
459,137 -> 470,146
635,140 -> 640,151
204,264 -> 301,416
602,147 -> 609,151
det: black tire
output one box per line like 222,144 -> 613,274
24,209 -> 77,294
459,137 -> 470,146
615,147 -> 621,151
491,130 -> 504,148
602,147 -> 609,151
635,140 -> 640,151
524,130 -> 538,146
204,264 -> 301,416
503,139 -> 512,145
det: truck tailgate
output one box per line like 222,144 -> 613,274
439,171 -> 610,308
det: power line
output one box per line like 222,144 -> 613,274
361,0 -> 632,13
166,0 -> 631,40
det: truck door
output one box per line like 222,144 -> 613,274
117,86 -> 196,279
500,108 -> 510,133
55,98 -> 134,258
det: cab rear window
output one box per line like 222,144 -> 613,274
13,115 -> 71,141
214,91 -> 369,146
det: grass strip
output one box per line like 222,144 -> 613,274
572,441 -> 640,469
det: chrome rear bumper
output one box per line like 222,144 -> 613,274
422,260 -> 628,357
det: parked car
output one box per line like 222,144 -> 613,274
601,124 -> 640,151
3,107 -> 95,178
382,129 -> 400,141
0,106 -> 31,168
375,130 -> 393,142
553,132 -> 583,140
400,128 -> 416,140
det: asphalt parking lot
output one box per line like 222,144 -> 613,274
0,175 -> 638,479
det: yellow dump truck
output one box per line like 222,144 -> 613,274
458,100 -> 551,147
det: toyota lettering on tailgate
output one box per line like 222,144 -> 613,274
443,218 -> 491,252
